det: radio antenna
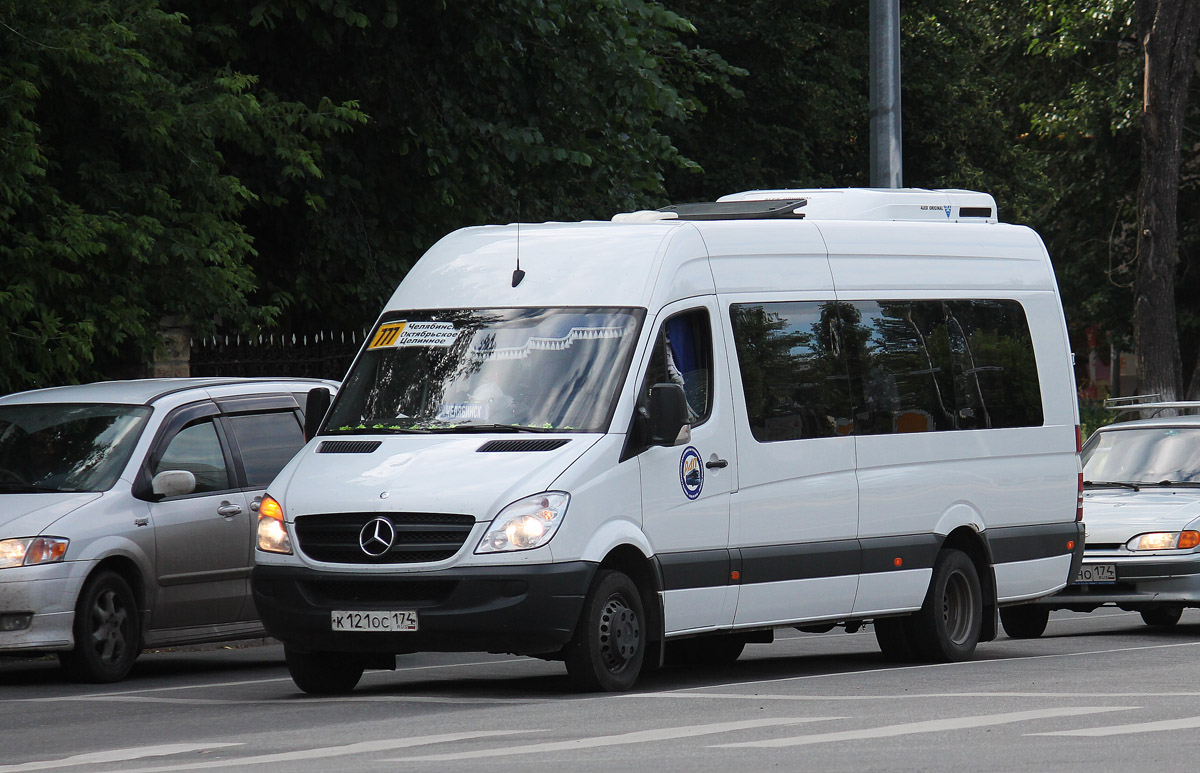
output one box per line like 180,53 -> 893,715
512,198 -> 526,287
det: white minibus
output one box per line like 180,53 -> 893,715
252,188 -> 1084,693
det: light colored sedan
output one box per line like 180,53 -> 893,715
0,377 -> 336,681
1000,413 -> 1200,638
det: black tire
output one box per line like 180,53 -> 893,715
285,648 -> 364,694
1000,605 -> 1050,639
911,549 -> 983,662
1140,605 -> 1183,627
665,634 -> 746,667
873,616 -> 918,661
59,571 -> 140,683
564,569 -> 646,691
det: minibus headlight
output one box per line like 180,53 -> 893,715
1126,531 -> 1200,551
256,494 -> 293,554
0,537 -> 69,569
476,492 -> 570,554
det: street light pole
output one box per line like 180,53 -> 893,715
870,0 -> 903,188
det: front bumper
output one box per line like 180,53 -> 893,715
0,561 -> 89,653
1034,551 -> 1200,610
251,562 -> 595,656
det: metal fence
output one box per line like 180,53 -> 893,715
190,331 -> 364,381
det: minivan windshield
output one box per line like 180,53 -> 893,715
325,308 -> 645,434
1082,426 -> 1200,485
0,403 -> 152,493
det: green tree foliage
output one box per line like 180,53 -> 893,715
178,0 -> 738,332
0,0 -> 365,392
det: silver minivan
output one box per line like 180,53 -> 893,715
0,377 -> 336,682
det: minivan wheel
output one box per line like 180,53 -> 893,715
1140,605 -> 1183,627
912,549 -> 983,662
59,571 -> 140,683
1000,605 -> 1050,639
285,648 -> 364,694
564,569 -> 645,691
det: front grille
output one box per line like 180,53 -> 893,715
294,512 -> 476,564
299,579 -> 457,606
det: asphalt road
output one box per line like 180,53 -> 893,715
3,608 -> 1200,772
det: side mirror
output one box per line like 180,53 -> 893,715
151,470 -> 196,499
647,383 -> 691,446
304,387 -> 332,441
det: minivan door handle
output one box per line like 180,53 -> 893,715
705,458 -> 729,469
216,502 -> 243,518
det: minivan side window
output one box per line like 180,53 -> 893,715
225,412 -> 306,488
730,301 -> 854,441
640,309 -> 714,426
154,420 -> 230,493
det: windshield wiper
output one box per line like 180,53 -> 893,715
427,424 -> 558,433
1149,480 -> 1200,488
1083,480 -> 1141,491
0,483 -> 62,493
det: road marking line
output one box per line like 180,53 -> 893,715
714,706 -> 1134,748
627,690 -> 1200,701
52,694 -> 528,706
0,744 -> 241,772
79,731 -> 528,773
1031,715 -> 1200,737
387,717 -> 844,762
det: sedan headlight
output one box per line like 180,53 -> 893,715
476,492 -> 569,554
0,537 -> 69,569
1126,531 -> 1200,551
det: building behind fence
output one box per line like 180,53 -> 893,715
190,331 -> 364,381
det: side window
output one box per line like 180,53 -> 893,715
640,309 -> 714,426
840,301 -> 956,435
225,412 -> 306,488
945,300 -> 1043,429
154,420 -> 231,494
730,301 -> 854,442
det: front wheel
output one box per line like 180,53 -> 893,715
1000,605 -> 1050,639
59,571 -> 141,683
564,569 -> 645,691
285,649 -> 364,694
911,549 -> 983,662
1140,605 -> 1183,627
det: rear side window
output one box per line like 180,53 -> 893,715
225,412 -> 305,488
731,299 -> 1043,442
730,302 -> 854,441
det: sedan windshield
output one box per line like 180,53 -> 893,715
325,308 -> 645,434
1082,426 -> 1200,484
0,403 -> 152,493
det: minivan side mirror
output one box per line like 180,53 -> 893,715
647,383 -> 691,446
151,470 -> 196,499
304,387 -> 332,441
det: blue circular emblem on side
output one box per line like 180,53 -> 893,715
679,446 -> 703,500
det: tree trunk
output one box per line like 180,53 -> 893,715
1133,0 -> 1200,401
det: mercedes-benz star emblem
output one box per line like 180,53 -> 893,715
359,517 -> 396,557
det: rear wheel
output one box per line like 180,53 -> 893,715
911,549 -> 983,662
564,570 -> 645,691
873,617 -> 918,661
285,649 -> 364,694
1000,605 -> 1050,639
59,571 -> 140,683
1140,605 -> 1183,627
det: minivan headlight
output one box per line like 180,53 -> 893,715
476,492 -> 570,554
256,495 -> 293,554
1126,531 -> 1200,551
0,537 -> 69,569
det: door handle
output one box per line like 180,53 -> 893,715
705,458 -> 729,469
216,502 -> 243,517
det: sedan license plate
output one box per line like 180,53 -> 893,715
331,610 -> 418,632
1075,564 -> 1117,585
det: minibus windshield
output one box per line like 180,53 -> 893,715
325,307 -> 645,434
